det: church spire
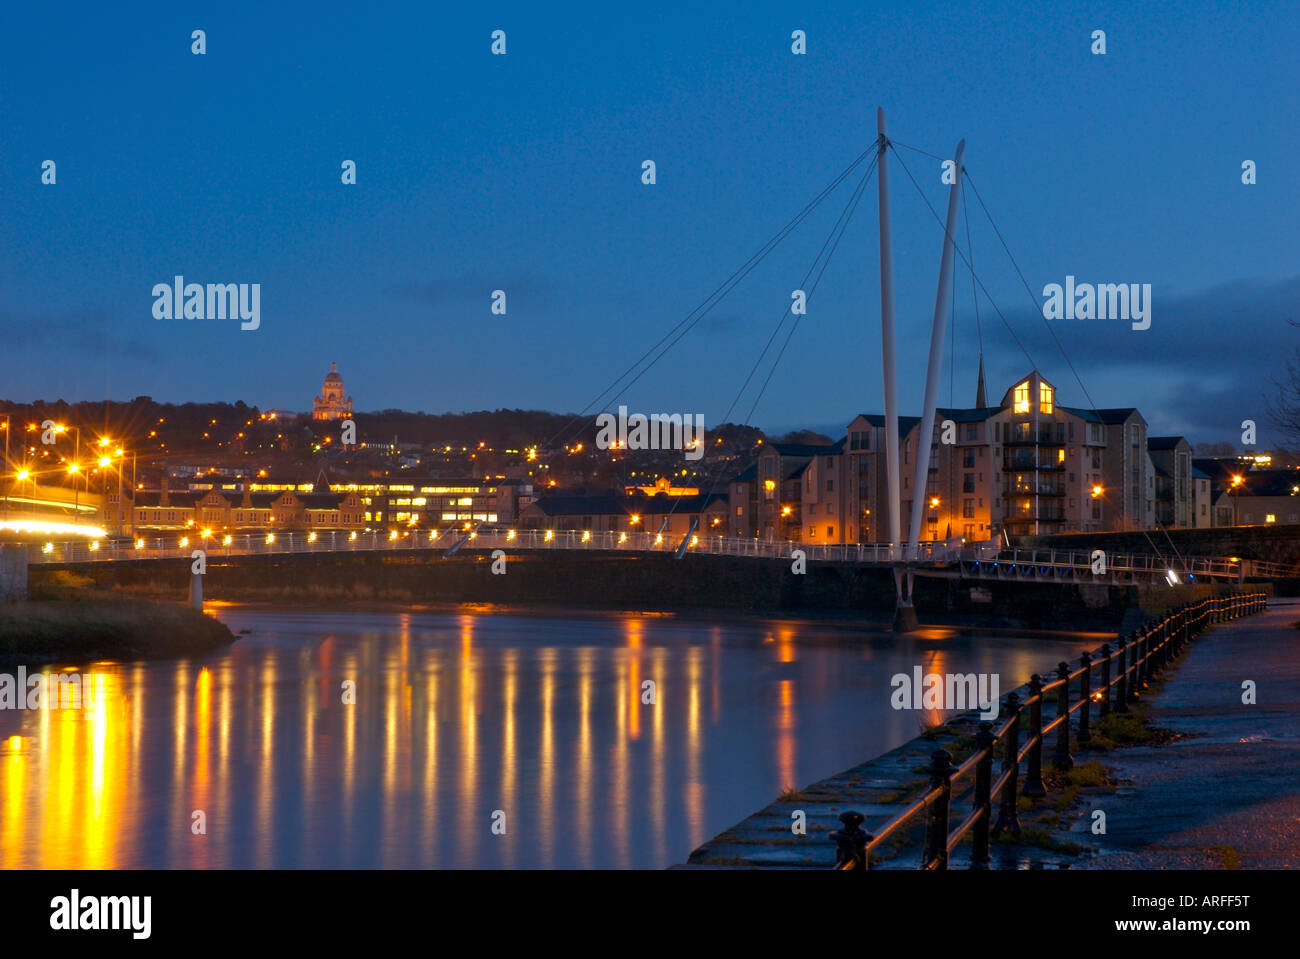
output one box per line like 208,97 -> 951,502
975,354 -> 987,408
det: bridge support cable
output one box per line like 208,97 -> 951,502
664,153 -> 879,543
888,143 -> 1039,374
963,171 -> 1100,413
543,146 -> 878,451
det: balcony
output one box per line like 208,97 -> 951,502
1004,483 -> 1066,497
1002,431 -> 1065,447
1003,457 -> 1067,473
1002,510 -> 1068,524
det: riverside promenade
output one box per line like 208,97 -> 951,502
1074,598 -> 1300,869
675,592 -> 1275,870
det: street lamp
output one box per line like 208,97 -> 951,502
0,413 -> 10,517
1231,475 -> 1244,526
51,423 -> 85,524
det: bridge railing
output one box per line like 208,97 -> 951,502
26,529 -> 968,566
829,590 -> 1269,871
959,546 -> 1243,580
26,530 -> 1250,577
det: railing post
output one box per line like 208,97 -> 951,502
830,810 -> 870,871
993,693 -> 1022,838
921,749 -> 953,870
1053,661 -> 1073,769
1077,651 -> 1092,743
1098,643 -> 1111,718
1155,614 -> 1169,673
1136,626 -> 1149,692
1115,636 -> 1129,712
970,724 -> 995,870
1023,675 -> 1046,797
1126,630 -> 1141,702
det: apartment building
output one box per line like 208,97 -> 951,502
1148,436 -> 1194,528
727,369 -> 1186,544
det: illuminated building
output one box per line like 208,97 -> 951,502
311,362 -> 354,422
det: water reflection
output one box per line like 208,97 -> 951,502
0,609 -> 1098,869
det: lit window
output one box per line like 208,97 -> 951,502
1266,514 -> 1276,523
1039,382 -> 1053,414
1013,382 -> 1029,414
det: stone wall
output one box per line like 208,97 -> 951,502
0,545 -> 29,602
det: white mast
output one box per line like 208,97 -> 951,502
906,139 -> 965,560
877,108 -> 902,558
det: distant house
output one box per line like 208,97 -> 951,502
520,495 -> 629,532
133,483 -> 364,533
633,492 -> 728,538
1222,470 -> 1300,527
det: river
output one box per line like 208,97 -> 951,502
0,606 -> 1101,869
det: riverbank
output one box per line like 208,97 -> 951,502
0,573 -> 237,665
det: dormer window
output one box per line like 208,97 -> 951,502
1013,382 -> 1030,414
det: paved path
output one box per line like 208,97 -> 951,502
1076,599 -> 1300,869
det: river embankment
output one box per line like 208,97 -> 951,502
35,550 -> 1227,632
0,571 -> 237,665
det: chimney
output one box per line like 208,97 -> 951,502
160,474 -> 170,508
241,481 -> 252,508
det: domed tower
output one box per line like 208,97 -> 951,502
312,362 -> 354,421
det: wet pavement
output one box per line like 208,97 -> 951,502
1075,599 -> 1300,869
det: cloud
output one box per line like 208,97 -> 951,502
0,307 -> 156,360
973,274 -> 1299,443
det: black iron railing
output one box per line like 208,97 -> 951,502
830,591 -> 1269,870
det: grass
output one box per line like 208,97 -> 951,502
993,827 -> 1085,856
1080,708 -> 1157,750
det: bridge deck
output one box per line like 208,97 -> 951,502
21,528 -> 1258,584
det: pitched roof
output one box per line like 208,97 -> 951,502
1090,408 -> 1142,424
134,491 -> 198,508
527,495 -> 628,516
636,493 -> 727,514
1147,436 -> 1189,451
935,406 -> 1001,424
297,493 -> 347,508
768,439 -> 846,456
1058,406 -> 1106,423
854,414 -> 923,437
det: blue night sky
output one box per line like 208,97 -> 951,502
1,1 -> 1296,445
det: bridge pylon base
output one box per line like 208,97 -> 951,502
892,566 -> 919,632
892,604 -> 920,633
